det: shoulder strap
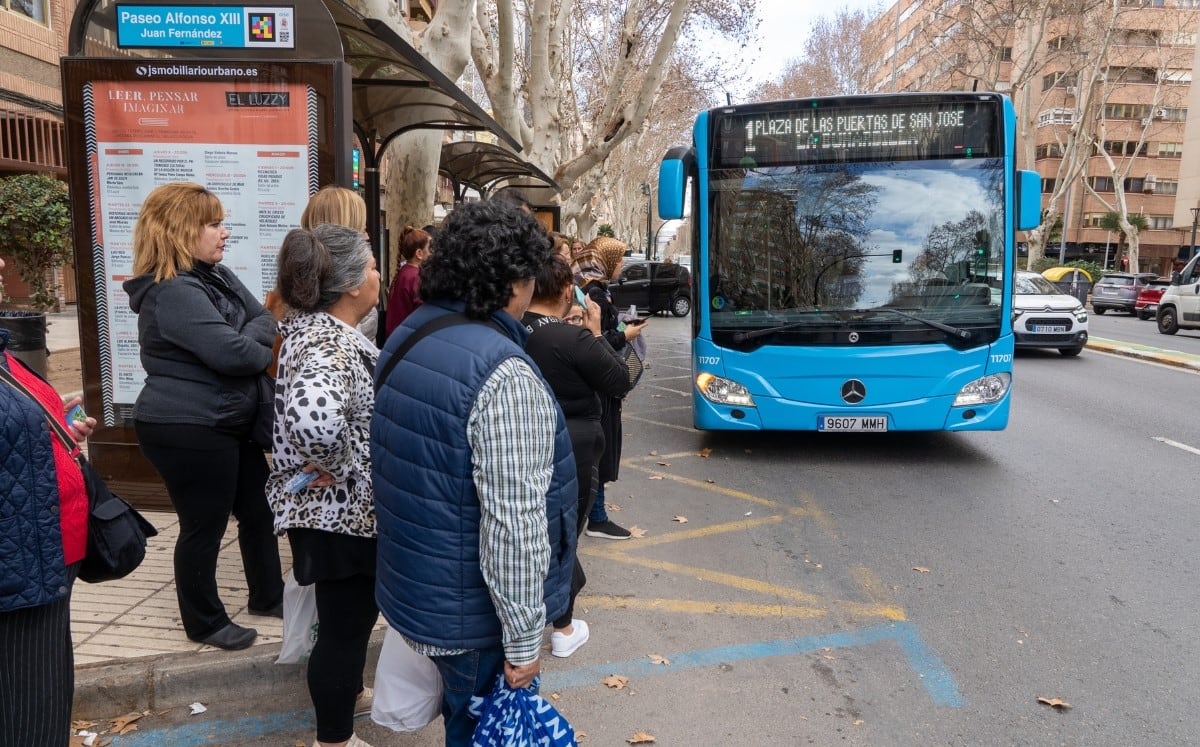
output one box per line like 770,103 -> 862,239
375,312 -> 493,394
0,364 -> 77,453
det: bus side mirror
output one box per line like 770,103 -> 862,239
658,147 -> 690,220
1017,170 -> 1041,231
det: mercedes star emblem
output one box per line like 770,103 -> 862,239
841,379 -> 866,404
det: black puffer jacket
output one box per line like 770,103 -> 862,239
124,261 -> 275,428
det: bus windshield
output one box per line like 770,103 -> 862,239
708,158 -> 1005,347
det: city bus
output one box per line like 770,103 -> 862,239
657,92 -> 1042,432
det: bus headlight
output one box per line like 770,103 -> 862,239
696,373 -> 756,407
953,372 -> 1011,406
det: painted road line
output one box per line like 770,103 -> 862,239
621,462 -> 807,512
103,709 -> 317,746
622,413 -> 698,433
578,594 -> 831,619
1153,436 -> 1200,457
541,621 -> 963,707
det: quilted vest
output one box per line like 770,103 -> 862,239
0,342 -> 68,611
372,302 -> 577,650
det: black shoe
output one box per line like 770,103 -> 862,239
585,519 -> 631,540
247,602 -> 283,618
195,623 -> 257,650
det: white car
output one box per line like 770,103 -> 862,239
1012,271 -> 1089,356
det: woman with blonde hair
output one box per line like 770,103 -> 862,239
124,182 -> 283,650
382,224 -> 431,337
578,236 -> 646,540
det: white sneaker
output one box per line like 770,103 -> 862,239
313,735 -> 373,747
550,619 -> 590,658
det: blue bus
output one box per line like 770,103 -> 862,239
657,92 -> 1042,432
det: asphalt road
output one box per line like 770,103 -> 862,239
1088,304 -> 1200,349
119,315 -> 1200,746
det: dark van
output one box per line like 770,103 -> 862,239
609,260 -> 692,317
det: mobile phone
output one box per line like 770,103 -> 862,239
66,403 -> 87,427
628,304 -> 637,318
573,286 -> 587,306
284,470 -> 319,493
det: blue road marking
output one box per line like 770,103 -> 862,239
541,620 -> 964,707
104,621 -> 961,744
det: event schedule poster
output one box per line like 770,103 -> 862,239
88,80 -> 314,404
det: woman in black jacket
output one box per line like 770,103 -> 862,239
575,237 -> 646,540
523,255 -> 630,657
124,182 -> 283,651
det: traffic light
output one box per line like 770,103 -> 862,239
892,249 -> 903,263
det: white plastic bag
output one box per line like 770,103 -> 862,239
275,570 -> 318,664
371,626 -> 442,732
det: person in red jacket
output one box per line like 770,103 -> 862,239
0,256 -> 96,746
383,225 -> 431,338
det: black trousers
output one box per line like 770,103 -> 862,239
555,417 -> 603,629
136,421 -> 283,639
0,564 -> 78,747
308,574 -> 379,742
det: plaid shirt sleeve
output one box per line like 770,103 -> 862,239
468,357 -> 555,665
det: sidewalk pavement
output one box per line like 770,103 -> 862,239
43,308 -> 1200,721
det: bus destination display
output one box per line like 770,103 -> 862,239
714,100 -> 999,167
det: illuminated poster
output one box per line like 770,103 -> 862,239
85,80 -> 316,407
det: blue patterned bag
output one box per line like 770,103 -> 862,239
470,674 -> 576,747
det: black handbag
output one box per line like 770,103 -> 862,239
0,365 -> 157,583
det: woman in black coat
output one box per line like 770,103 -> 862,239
574,237 -> 646,540
523,255 -> 631,657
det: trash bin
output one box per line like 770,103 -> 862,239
0,310 -> 48,377
1041,267 -> 1092,306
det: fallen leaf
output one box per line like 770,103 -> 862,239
71,721 -> 96,731
608,503 -> 623,512
656,461 -> 671,467
854,719 -> 864,726
699,448 -> 712,458
648,475 -> 664,480
602,674 -> 629,689
549,692 -> 561,701
672,515 -> 688,523
627,732 -> 657,744
576,731 -> 588,740
117,725 -> 138,737
649,450 -> 659,456
295,742 -> 308,747
648,653 -> 670,665
629,526 -> 648,538
913,566 -> 931,574
109,713 -> 144,733
1037,696 -> 1071,710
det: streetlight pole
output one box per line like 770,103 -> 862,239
1190,206 -> 1200,258
641,182 -> 654,260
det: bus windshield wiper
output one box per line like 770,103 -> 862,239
865,307 -> 975,347
729,311 -> 836,342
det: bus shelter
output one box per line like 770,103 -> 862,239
62,0 -> 538,507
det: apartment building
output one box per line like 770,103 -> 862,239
864,0 -> 1200,275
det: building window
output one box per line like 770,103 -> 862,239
1103,103 -> 1152,120
1101,140 -> 1147,156
1088,176 -> 1115,192
1158,107 -> 1187,122
999,47 -> 1013,61
1036,143 -> 1064,159
2,0 -> 49,23
1125,177 -> 1146,192
1157,142 -> 1183,158
1147,215 -> 1173,230
1042,178 -> 1058,193
1154,179 -> 1178,195
1082,213 -> 1107,228
1042,72 -> 1077,90
1038,108 -> 1078,127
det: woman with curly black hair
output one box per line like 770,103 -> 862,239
372,199 -> 580,743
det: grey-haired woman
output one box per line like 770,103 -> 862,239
267,224 -> 380,747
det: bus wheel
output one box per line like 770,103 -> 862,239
1157,307 -> 1179,335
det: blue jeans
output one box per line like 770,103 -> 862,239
431,645 -> 507,746
588,482 -> 608,523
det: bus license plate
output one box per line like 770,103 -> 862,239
819,415 -> 888,432
1032,325 -> 1066,333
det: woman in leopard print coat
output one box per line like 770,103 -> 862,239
267,224 -> 381,747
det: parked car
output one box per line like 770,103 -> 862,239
1157,254 -> 1200,334
609,260 -> 692,317
1134,278 -> 1171,320
1012,271 -> 1088,356
1091,272 -> 1159,315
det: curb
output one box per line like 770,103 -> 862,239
1086,339 -> 1200,371
73,630 -> 386,720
